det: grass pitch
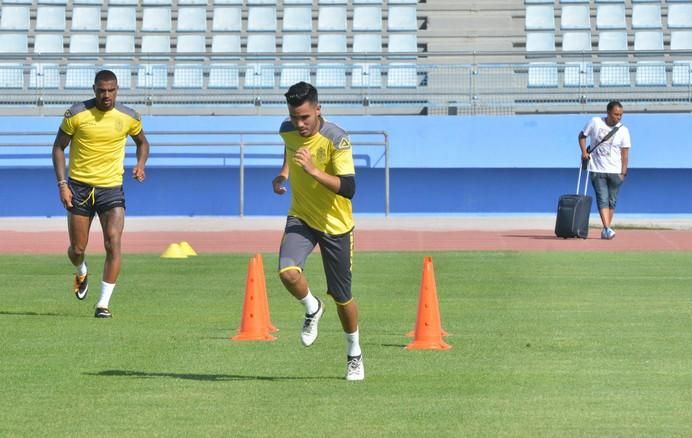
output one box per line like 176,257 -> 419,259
1,251 -> 691,437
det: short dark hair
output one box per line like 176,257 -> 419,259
607,100 -> 623,112
284,81 -> 318,107
94,70 -> 118,84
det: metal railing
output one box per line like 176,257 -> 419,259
0,129 -> 390,216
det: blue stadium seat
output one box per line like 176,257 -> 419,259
247,6 -> 276,31
209,34 -> 240,89
173,35 -> 205,88
388,5 -> 417,31
353,5 -> 382,31
599,62 -> 631,87
284,0 -> 311,3
598,31 -> 627,51
635,61 -> 666,86
106,7 -> 136,31
353,33 -> 382,88
245,34 -> 275,88
108,0 -> 137,4
71,6 -> 101,31
386,63 -> 417,88
564,62 -> 594,87
141,34 -> 171,59
668,4 -> 692,29
527,62 -> 558,88
526,32 -> 555,51
142,7 -> 171,32
318,6 -> 347,31
283,6 -> 312,32
525,5 -> 555,31
0,5 -> 30,30
177,6 -> 207,32
596,4 -> 626,29
632,3 -> 661,29
138,35 -> 170,88
560,5 -> 590,30
634,31 -> 663,51
65,34 -> 98,88
105,34 -> 135,57
316,34 -> 346,87
36,5 -> 66,31
671,30 -> 692,51
562,31 -> 591,52
388,33 -> 417,56
212,7 -> 241,31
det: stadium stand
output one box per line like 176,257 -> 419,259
0,1 -> 691,114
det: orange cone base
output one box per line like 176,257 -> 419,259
231,332 -> 276,341
406,328 -> 449,338
405,339 -> 452,350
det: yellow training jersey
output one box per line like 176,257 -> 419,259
279,118 -> 355,235
60,99 -> 142,187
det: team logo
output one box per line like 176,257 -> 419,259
336,137 -> 351,150
64,109 -> 72,118
115,119 -> 123,133
316,147 -> 327,163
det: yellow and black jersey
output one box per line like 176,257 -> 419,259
279,118 -> 355,235
60,99 -> 142,187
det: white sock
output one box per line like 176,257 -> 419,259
345,328 -> 362,357
97,281 -> 115,309
76,261 -> 87,277
300,290 -> 319,315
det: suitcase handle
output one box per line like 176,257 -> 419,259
576,163 -> 590,196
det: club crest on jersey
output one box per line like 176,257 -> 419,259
336,137 -> 351,150
64,109 -> 72,118
316,147 -> 327,163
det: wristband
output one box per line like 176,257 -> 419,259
57,179 -> 67,187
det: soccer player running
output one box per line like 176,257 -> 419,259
273,82 -> 364,381
51,70 -> 150,318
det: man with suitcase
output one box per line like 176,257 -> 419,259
578,101 -> 631,240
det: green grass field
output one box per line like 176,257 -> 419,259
1,251 -> 691,437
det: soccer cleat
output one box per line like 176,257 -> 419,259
73,273 -> 89,300
345,355 -> 365,381
94,307 -> 112,318
300,298 -> 324,347
606,228 -> 616,240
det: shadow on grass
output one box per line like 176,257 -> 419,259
0,310 -> 64,317
87,369 -> 342,382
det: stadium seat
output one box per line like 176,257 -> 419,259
72,0 -> 103,4
671,30 -> 692,51
142,7 -> 171,32
0,33 -> 28,53
141,35 -> 171,59
106,7 -> 136,31
388,33 -> 418,57
142,0 -> 173,4
139,35 -> 170,88
527,62 -> 558,88
283,6 -> 312,32
562,32 -> 591,52
178,0 -> 208,3
598,31 -> 627,51
668,4 -> 692,29
211,34 -> 241,58
316,33 -> 346,87
596,4 -> 626,29
634,31 -> 663,51
599,62 -> 631,87
245,34 -> 275,88
282,33 -> 311,57
525,5 -> 555,31
71,6 -> 101,31
386,63 -> 417,88
177,7 -> 207,32
560,5 -> 590,30
108,0 -> 137,4
672,61 -> 692,86
173,35 -> 205,88
284,0 -> 311,4
105,34 -> 135,57
176,34 -> 205,58
564,62 -> 594,87
65,34 -> 98,88
209,34 -> 240,88
388,5 -> 417,31
635,61 -> 666,86
353,33 -> 382,55
247,6 -> 276,31
353,33 -> 382,88
318,6 -> 347,31
526,32 -> 555,52
68,33 -> 99,55
35,5 -> 66,31
0,6 -> 30,30
632,4 -> 662,29
353,5 -> 382,31
212,7 -> 242,31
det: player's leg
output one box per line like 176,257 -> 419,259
278,216 -> 323,345
92,186 -> 126,318
67,212 -> 93,299
319,229 -> 364,381
590,172 -> 611,238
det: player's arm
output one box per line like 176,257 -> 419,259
51,129 -> 73,207
293,147 -> 355,198
578,131 -> 589,160
272,148 -> 289,195
131,130 -> 150,182
620,147 -> 629,179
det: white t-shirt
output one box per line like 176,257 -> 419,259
582,117 -> 631,173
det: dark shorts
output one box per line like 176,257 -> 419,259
590,172 -> 624,210
278,216 -> 354,305
67,179 -> 125,218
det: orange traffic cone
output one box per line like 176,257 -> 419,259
406,255 -> 449,338
406,256 -> 451,350
232,256 -> 276,341
253,253 -> 278,333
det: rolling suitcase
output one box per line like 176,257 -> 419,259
555,163 -> 592,239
